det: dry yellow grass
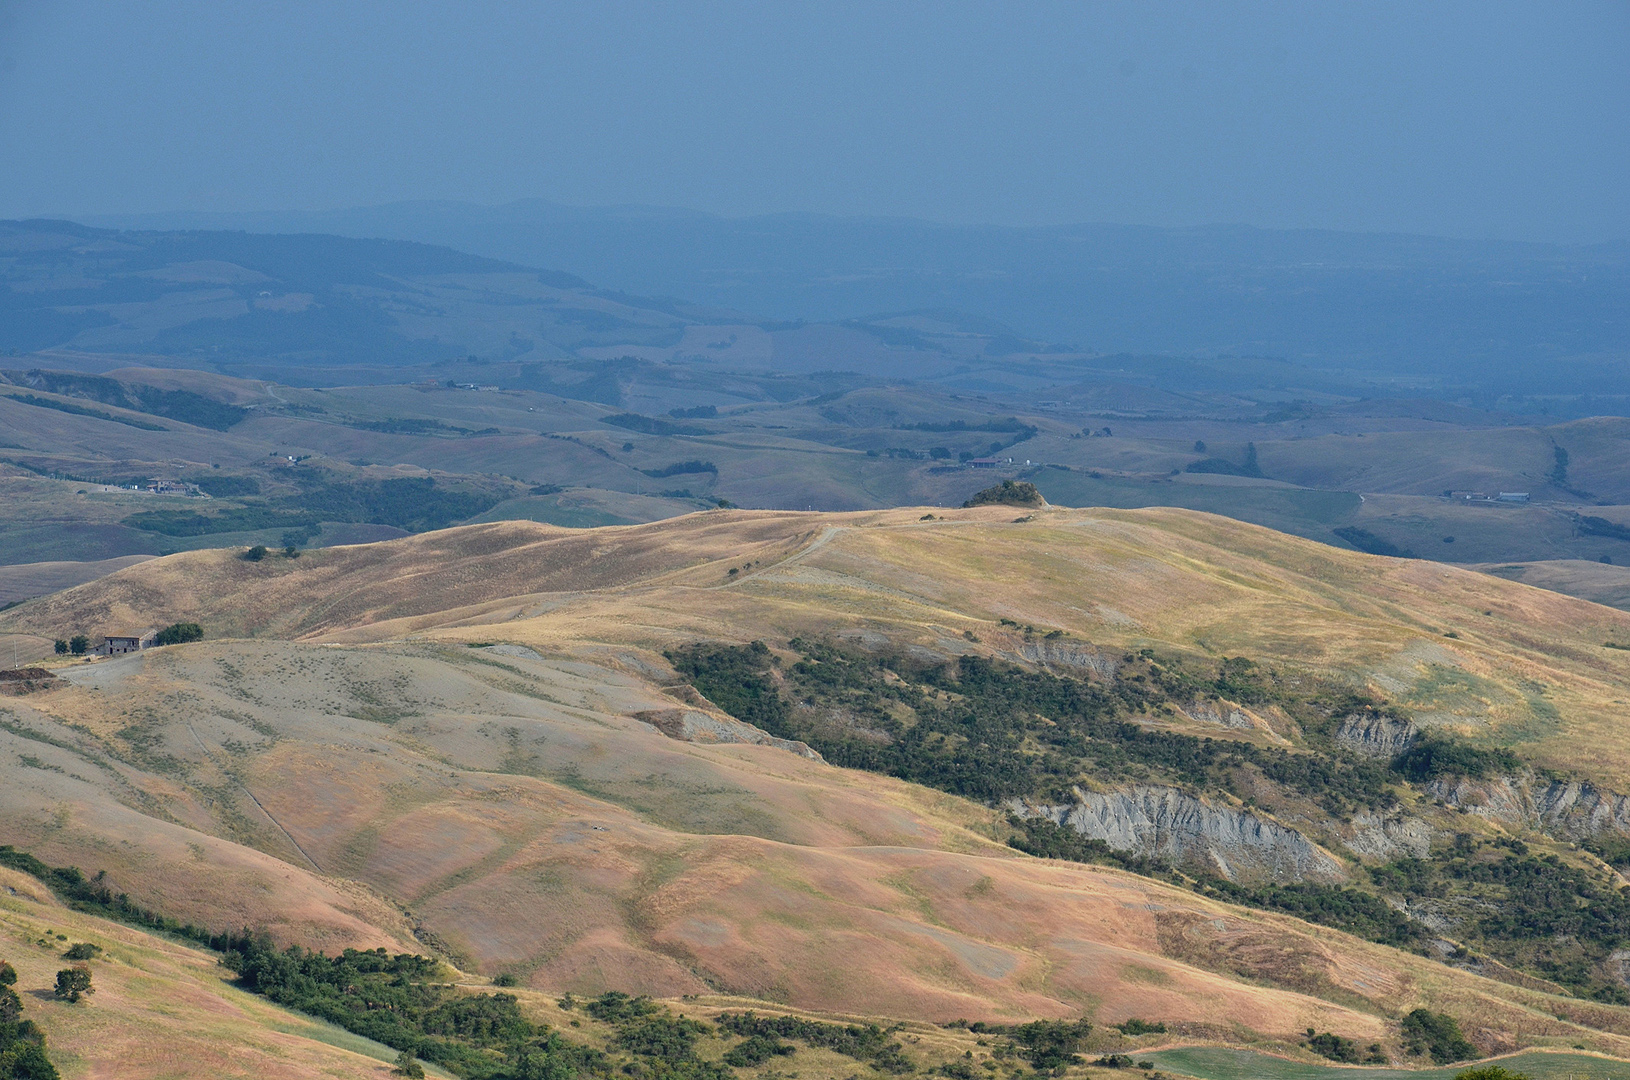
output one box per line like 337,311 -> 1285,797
22,504 -> 1606,781
1477,559 -> 1630,613
0,635 -> 1627,1054
5,505 -> 1630,1058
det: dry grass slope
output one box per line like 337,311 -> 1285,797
4,505 -> 1630,1063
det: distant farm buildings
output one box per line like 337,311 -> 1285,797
145,478 -> 200,496
95,478 -> 204,497
1445,490 -> 1530,504
100,629 -> 157,655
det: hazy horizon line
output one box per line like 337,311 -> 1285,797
29,200 -> 1628,250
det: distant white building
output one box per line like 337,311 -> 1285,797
1497,492 -> 1530,503
100,629 -> 157,655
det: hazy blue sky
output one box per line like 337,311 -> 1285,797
1,1 -> 1625,242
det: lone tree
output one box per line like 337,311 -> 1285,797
52,640 -> 67,655
67,635 -> 89,656
243,545 -> 268,562
391,1049 -> 425,1078
52,966 -> 92,1003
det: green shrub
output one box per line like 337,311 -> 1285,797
52,966 -> 92,1003
1392,736 -> 1519,781
1401,1009 -> 1476,1065
1453,1067 -> 1529,1080
724,1035 -> 796,1067
1304,1030 -> 1360,1063
61,943 -> 100,961
154,623 -> 203,646
717,1011 -> 914,1073
585,991 -> 659,1023
1113,1019 -> 1165,1036
244,545 -> 268,562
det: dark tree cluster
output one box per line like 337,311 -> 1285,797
961,480 -> 1042,508
0,848 -> 253,957
0,959 -> 60,1079
640,460 -> 717,478
154,622 -> 204,646
1005,1019 -> 1093,1072
227,937 -> 600,1080
1197,879 -> 1426,949
1369,840 -> 1630,1001
571,992 -> 727,1080
666,639 -> 1398,814
1303,1029 -> 1385,1064
716,1011 -> 914,1074
1391,737 -> 1520,782
1400,1009 -> 1477,1065
666,638 -> 1617,999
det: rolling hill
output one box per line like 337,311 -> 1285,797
5,505 -> 1630,1077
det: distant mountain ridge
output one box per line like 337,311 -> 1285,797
0,218 -> 692,369
80,200 -> 1630,382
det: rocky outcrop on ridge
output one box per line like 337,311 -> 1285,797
1180,699 -> 1256,730
1431,773 -> 1630,839
1340,812 -> 1435,860
1334,713 -> 1419,759
1009,785 -> 1347,883
1013,640 -> 1119,678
